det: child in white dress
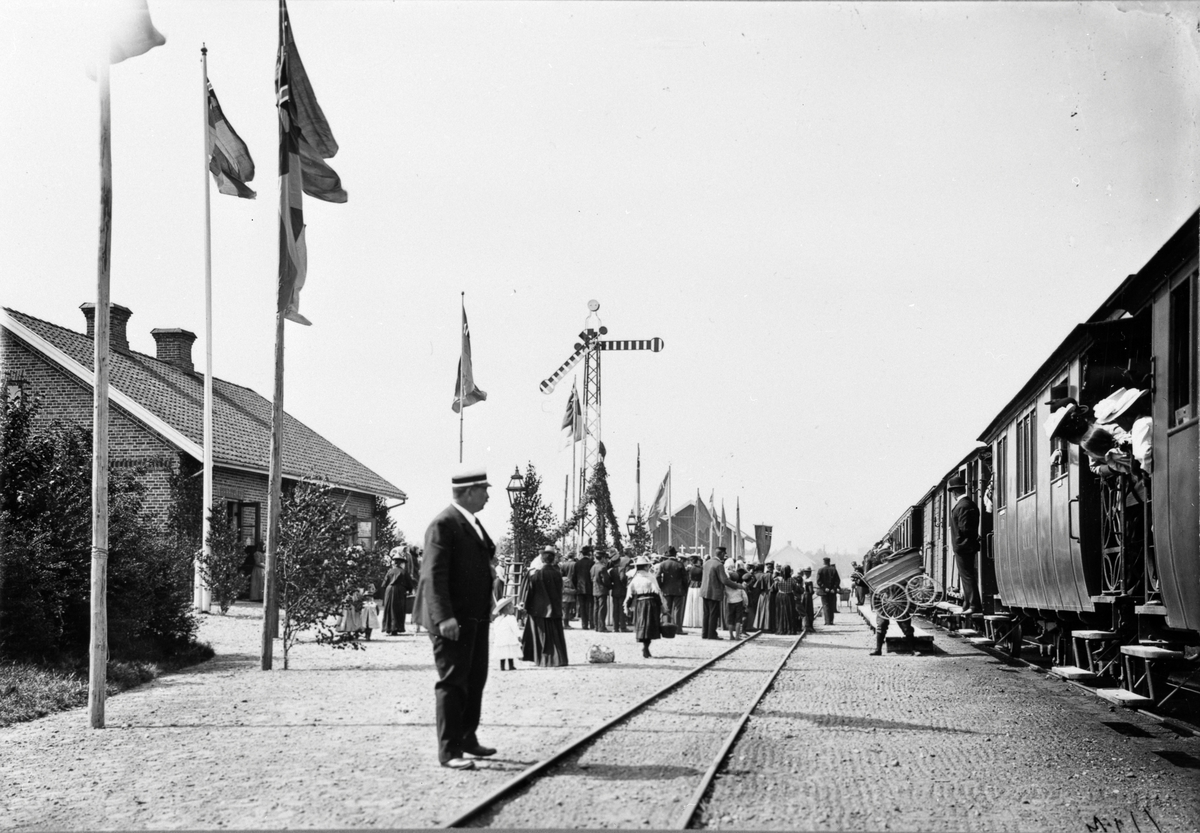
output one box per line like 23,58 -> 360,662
491,596 -> 522,670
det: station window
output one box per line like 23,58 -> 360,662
1015,408 -> 1037,497
226,501 -> 261,549
1169,272 -> 1196,426
994,436 -> 1007,510
349,518 -> 376,550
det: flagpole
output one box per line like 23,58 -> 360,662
636,444 -> 641,520
666,464 -> 672,548
736,497 -> 742,561
459,292 -> 465,464
262,0 -> 287,670
198,45 -> 214,615
88,51 -> 113,730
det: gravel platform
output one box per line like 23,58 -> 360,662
696,612 -> 1200,832
463,633 -> 799,829
0,603 -> 737,830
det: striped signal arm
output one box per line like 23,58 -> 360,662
597,338 -> 665,352
540,343 -> 588,394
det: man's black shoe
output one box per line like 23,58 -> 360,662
440,758 -> 476,770
869,649 -> 882,656
462,743 -> 497,758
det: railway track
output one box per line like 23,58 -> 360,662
441,630 -> 806,829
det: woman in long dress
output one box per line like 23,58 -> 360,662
798,567 -> 816,632
625,556 -> 666,658
744,564 -> 762,631
774,566 -> 799,635
752,566 -> 775,632
381,550 -> 413,635
523,547 -> 568,667
682,557 -> 704,629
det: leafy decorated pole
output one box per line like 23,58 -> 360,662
551,459 -> 626,554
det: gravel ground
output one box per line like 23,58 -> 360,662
0,603 -> 736,830
465,633 -> 800,829
696,611 -> 1200,832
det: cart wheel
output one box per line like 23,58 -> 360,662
905,574 -> 939,606
872,583 -> 913,622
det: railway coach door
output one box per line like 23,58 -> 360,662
1151,270 -> 1200,633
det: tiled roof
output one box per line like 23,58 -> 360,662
5,308 -> 405,501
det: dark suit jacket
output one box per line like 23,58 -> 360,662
416,504 -> 496,629
573,556 -> 595,595
816,565 -> 841,594
657,558 -> 687,596
700,557 -> 739,601
525,565 -> 564,618
591,562 -> 612,594
609,563 -> 628,597
951,496 -> 981,556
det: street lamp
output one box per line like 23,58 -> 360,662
626,510 -> 637,540
505,467 -> 524,592
505,467 -> 524,507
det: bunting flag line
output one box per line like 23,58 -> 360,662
277,0 -> 346,326
207,81 -> 256,199
452,305 -> 487,413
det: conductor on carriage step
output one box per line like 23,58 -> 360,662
948,472 -> 982,615
417,468 -> 498,771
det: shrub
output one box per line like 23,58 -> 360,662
196,504 -> 247,614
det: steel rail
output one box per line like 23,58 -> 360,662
440,631 -> 765,829
673,630 -> 806,829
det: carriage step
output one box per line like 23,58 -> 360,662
886,629 -> 934,643
1050,665 -> 1098,681
967,637 -> 995,646
1095,688 -> 1153,707
984,614 -> 1011,622
1073,629 -> 1117,640
1121,645 -> 1184,660
952,629 -> 980,638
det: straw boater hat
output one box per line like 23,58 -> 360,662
1094,388 -> 1148,424
1044,402 -> 1078,439
451,467 -> 491,487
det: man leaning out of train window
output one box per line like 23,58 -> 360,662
1045,390 -> 1150,477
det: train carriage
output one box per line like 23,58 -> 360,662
876,208 -> 1199,691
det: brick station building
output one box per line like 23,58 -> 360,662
1,303 -> 406,549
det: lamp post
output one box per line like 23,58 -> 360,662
626,510 -> 637,549
505,467 -> 524,598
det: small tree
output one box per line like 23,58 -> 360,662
277,483 -> 361,669
508,463 -> 558,566
628,509 -> 653,556
195,505 -> 246,614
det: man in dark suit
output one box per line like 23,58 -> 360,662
416,468 -> 497,771
559,552 -> 577,628
591,552 -> 611,633
609,547 -> 629,632
948,472 -> 982,614
815,557 -> 841,625
699,547 -> 740,640
657,546 -> 688,632
573,545 -> 595,629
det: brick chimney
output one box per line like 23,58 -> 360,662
80,302 -> 133,353
151,328 -> 197,373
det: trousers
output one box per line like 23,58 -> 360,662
955,552 -> 982,610
702,598 -> 721,639
429,618 -> 489,763
820,592 -> 838,624
577,593 -> 593,628
593,594 -> 609,632
611,592 -> 626,630
664,595 -> 685,629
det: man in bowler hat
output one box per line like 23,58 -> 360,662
948,472 -> 982,614
657,546 -> 688,631
416,468 -> 498,771
572,545 -> 595,629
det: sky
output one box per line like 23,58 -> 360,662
2,1 -> 1198,553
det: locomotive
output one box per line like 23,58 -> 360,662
876,208 -> 1199,702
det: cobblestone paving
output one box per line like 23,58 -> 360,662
697,611 -> 1200,832
0,604 -> 733,830
466,633 -> 799,828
